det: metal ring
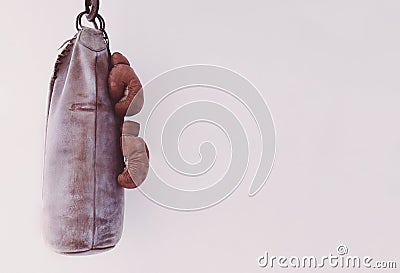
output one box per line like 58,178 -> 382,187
76,12 -> 108,45
76,11 -> 85,30
76,11 -> 101,31
97,14 -> 106,31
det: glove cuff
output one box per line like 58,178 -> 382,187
122,120 -> 140,137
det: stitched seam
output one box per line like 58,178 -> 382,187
91,52 -> 98,249
43,36 -> 77,201
47,38 -> 76,123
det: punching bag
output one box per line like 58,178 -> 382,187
42,24 -> 124,254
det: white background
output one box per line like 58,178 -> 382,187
1,0 -> 400,272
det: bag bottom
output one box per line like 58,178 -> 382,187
58,245 -> 115,256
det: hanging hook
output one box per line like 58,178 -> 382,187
85,0 -> 99,22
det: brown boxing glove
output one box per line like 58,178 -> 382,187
108,52 -> 143,117
118,121 -> 149,189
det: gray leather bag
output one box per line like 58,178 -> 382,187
42,27 -> 124,255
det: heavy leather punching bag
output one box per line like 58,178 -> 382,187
42,26 -> 124,254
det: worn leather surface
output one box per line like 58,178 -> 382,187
43,27 -> 124,255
